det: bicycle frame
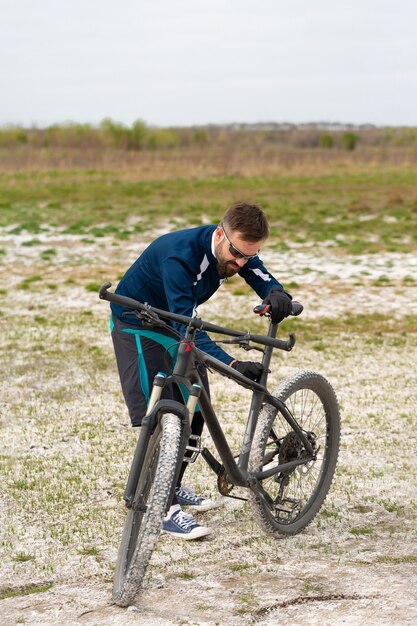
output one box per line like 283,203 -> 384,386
168,322 -> 317,492
99,282 -> 314,505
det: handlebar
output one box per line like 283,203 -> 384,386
99,282 -> 300,352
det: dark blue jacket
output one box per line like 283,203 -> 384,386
111,225 -> 283,363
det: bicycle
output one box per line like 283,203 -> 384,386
99,282 -> 340,606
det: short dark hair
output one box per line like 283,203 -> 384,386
222,202 -> 269,242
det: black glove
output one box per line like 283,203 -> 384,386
262,289 -> 292,324
231,360 -> 264,382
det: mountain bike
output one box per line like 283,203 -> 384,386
99,282 -> 340,607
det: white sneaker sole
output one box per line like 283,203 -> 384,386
162,526 -> 212,540
187,499 -> 223,512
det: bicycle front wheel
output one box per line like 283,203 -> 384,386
112,413 -> 181,606
249,370 -> 340,536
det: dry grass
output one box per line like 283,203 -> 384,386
1,142 -> 417,179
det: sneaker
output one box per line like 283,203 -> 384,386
162,505 -> 212,540
175,486 -> 218,511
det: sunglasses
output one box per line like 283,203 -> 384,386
221,223 -> 260,261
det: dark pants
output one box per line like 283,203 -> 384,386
111,314 -> 208,495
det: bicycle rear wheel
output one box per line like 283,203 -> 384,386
112,413 -> 181,606
249,370 -> 340,536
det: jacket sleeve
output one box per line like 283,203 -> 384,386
239,257 -> 284,300
162,256 -> 234,365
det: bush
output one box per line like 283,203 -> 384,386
130,119 -> 148,149
320,134 -> 334,148
147,128 -> 179,149
341,132 -> 358,151
100,118 -> 130,149
193,128 -> 209,145
0,126 -> 28,146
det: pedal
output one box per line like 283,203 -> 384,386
183,434 -> 201,463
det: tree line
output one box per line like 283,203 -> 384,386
1,119 -> 416,151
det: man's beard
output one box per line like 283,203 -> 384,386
217,259 -> 240,278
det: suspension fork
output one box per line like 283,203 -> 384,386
166,382 -> 202,509
123,373 -> 200,509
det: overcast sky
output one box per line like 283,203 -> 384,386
1,0 -> 416,128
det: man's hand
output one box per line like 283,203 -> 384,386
262,289 -> 292,324
231,360 -> 264,382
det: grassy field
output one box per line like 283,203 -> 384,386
1,166 -> 417,255
1,145 -> 417,624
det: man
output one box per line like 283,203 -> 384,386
110,202 -> 292,539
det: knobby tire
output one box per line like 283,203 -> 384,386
112,413 -> 181,606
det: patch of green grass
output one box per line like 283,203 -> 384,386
34,315 -> 48,324
296,313 -> 417,340
0,582 -> 53,600
85,282 -> 102,293
234,592 -> 259,615
232,287 -> 251,296
375,555 -> 417,565
12,551 -> 35,562
379,499 -> 405,515
18,274 -> 43,290
63,220 -> 90,235
177,571 -> 196,580
373,274 -> 391,286
21,238 -> 42,247
8,221 -> 45,235
319,506 -> 343,520
349,526 -> 375,536
40,248 -> 57,260
230,563 -> 253,573
10,478 -> 36,490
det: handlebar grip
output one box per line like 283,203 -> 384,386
99,282 -> 112,299
99,282 -> 143,310
253,303 -> 270,316
291,301 -> 303,316
253,301 -> 303,317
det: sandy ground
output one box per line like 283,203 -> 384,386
1,227 -> 417,625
